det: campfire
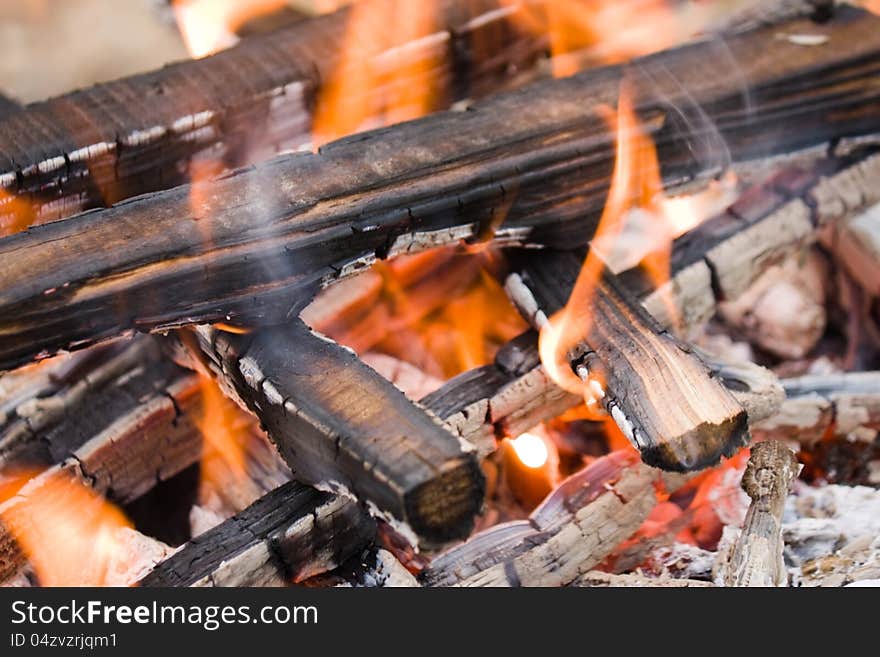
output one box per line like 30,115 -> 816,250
0,0 -> 879,589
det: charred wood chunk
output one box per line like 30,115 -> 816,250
194,321 -> 484,544
506,251 -> 748,471
139,481 -> 375,587
3,8 -> 880,369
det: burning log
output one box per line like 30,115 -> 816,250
3,6 -> 880,370
718,441 -> 800,587
0,0 -> 545,233
421,451 -> 680,586
178,321 -> 484,544
139,480 -> 375,587
506,253 -> 748,471
822,201 -> 880,298
754,372 -> 880,446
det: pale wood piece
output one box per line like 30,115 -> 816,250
822,200 -> 880,297
422,452 -> 668,587
754,372 -> 880,445
720,441 -> 800,587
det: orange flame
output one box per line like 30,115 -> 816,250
0,470 -> 133,586
0,188 -> 35,237
375,251 -> 528,379
539,82 -> 732,408
312,0 -> 442,146
504,0 -> 715,77
172,0 -> 291,58
196,373 -> 251,492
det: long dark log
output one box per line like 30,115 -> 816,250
139,480 -> 375,587
3,6 -> 880,370
505,254 -> 748,471
0,0 -> 545,234
182,320 -> 484,544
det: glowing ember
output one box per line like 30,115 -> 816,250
172,0 -> 288,58
510,432 -> 549,469
0,470 -> 133,586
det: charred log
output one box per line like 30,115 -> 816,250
505,254 -> 748,471
179,320 -> 484,545
3,8 -> 880,369
139,481 -> 375,587
0,0 -> 545,234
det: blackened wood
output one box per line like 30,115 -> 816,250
719,440 -> 799,587
3,7 -> 880,370
0,0 -> 545,234
139,481 -> 375,586
188,321 -> 484,544
506,255 -> 748,471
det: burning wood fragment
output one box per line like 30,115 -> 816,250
718,441 -> 800,587
421,451 -> 675,586
3,8 -> 880,370
507,253 -> 748,471
175,321 -> 484,544
0,0 -> 545,234
139,481 -> 374,587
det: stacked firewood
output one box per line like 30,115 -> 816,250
1,0 -> 879,587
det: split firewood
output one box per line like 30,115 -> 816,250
175,320 -> 484,544
139,481 -> 375,587
3,7 -> 880,370
421,451 -> 680,587
718,249 -> 829,359
718,441 -> 800,587
572,571 -> 714,588
754,372 -> 880,446
0,0 -> 545,233
506,252 -> 748,471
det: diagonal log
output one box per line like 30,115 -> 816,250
2,7 -> 880,370
178,320 -> 484,544
505,253 -> 748,471
138,480 -> 375,587
0,0 -> 545,233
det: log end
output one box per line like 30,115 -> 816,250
404,455 -> 485,544
637,409 -> 750,472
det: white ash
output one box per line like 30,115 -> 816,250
189,504 -> 227,539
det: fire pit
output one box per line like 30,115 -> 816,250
1,0 -> 879,588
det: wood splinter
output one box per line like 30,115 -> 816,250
720,440 -> 800,587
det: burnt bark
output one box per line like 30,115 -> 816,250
139,480 -> 375,587
0,0 -> 545,234
182,320 -> 484,544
